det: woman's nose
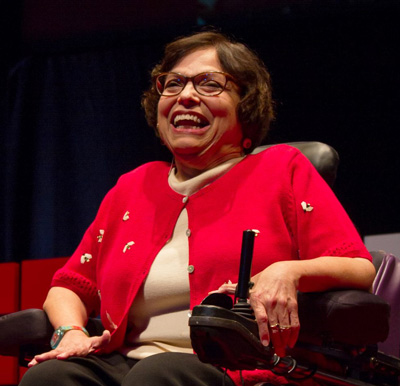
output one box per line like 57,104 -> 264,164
178,81 -> 200,106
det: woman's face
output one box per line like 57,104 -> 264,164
157,47 -> 243,171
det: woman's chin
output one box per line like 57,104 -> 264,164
169,138 -> 209,156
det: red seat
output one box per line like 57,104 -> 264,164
0,257 -> 68,384
20,257 -> 69,310
18,257 -> 69,380
0,263 -> 20,385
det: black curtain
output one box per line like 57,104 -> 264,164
2,2 -> 400,262
3,43 -> 171,262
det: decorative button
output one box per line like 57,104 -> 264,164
186,229 -> 191,237
80,253 -> 93,264
301,201 -> 314,212
123,211 -> 130,221
97,229 -> 104,243
187,265 -> 195,273
182,196 -> 188,203
123,241 -> 135,253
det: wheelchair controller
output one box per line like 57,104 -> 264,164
189,230 -> 400,385
190,229 -> 295,372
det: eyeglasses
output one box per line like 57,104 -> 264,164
154,71 -> 236,97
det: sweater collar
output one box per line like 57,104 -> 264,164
168,156 -> 244,197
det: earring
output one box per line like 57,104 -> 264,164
242,138 -> 252,149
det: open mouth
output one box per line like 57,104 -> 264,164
172,114 -> 209,130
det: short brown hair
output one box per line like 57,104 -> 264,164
142,31 -> 275,153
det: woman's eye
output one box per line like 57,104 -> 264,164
199,81 -> 222,89
165,80 -> 182,89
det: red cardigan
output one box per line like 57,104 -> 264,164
52,145 -> 371,385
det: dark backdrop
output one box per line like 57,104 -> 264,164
1,1 -> 399,262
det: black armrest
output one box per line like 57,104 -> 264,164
0,309 -> 52,356
298,289 -> 390,346
0,309 -> 104,357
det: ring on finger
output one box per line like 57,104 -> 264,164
269,323 -> 280,329
279,325 -> 292,330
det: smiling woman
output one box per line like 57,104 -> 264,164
155,48 -> 243,180
142,31 -> 275,157
19,31 -> 375,386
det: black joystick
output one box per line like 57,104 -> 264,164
233,229 -> 259,319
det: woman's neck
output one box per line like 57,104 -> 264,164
174,151 -> 243,182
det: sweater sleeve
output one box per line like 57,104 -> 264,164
51,185 -> 117,316
288,150 -> 371,261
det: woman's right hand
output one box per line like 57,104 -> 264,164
28,329 -> 111,367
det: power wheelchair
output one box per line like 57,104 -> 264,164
1,142 -> 398,385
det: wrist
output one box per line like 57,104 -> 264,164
268,260 -> 302,288
50,325 -> 89,349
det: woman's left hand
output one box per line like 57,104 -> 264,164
249,262 -> 300,357
214,261 -> 300,357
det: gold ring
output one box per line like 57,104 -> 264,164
279,325 -> 292,330
269,323 -> 280,329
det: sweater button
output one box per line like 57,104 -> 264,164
187,265 -> 195,273
186,229 -> 191,237
182,196 -> 188,203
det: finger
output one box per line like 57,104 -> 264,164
270,325 -> 287,357
279,300 -> 299,349
273,310 -> 290,356
91,330 -> 111,351
101,329 -> 111,343
262,296 -> 288,357
28,358 -> 38,367
287,311 -> 300,348
273,291 -> 299,353
251,296 -> 270,346
209,281 -> 236,294
32,349 -> 60,364
56,346 -> 91,360
56,346 -> 89,360
56,352 -> 71,360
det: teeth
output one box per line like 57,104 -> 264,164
173,114 -> 203,127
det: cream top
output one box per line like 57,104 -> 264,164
121,157 -> 243,359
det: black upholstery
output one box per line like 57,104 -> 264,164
0,309 -> 104,364
297,288 -> 389,346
